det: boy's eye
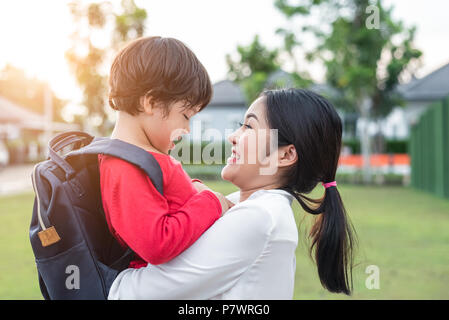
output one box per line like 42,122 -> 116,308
239,122 -> 252,129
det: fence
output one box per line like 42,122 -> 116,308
410,96 -> 449,199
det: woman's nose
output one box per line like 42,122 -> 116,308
228,129 -> 238,146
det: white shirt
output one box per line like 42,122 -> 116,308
108,189 -> 298,300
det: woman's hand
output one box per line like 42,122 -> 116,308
192,181 -> 235,216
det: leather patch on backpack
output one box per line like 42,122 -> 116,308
38,226 -> 61,247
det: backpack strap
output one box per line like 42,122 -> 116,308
50,131 -> 93,153
66,137 -> 164,195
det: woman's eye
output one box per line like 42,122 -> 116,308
239,122 -> 252,129
183,114 -> 190,120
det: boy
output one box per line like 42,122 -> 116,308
99,36 -> 232,268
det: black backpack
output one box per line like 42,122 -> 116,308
29,131 -> 163,300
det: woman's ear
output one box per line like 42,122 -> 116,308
140,95 -> 154,115
278,144 -> 298,168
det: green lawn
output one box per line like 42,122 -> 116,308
1,182 -> 448,299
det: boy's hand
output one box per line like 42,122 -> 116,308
192,180 -> 210,193
213,192 -> 235,216
192,181 -> 234,215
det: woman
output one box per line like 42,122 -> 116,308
108,88 -> 357,299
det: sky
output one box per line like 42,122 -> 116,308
0,0 -> 448,115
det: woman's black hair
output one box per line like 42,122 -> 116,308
262,88 -> 357,295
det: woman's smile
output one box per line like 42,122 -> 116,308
227,147 -> 240,164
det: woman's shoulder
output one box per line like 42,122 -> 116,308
221,196 -> 275,237
227,189 -> 294,218
226,189 -> 298,243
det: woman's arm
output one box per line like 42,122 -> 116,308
108,203 -> 273,300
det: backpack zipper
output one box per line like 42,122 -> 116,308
32,163 -> 61,247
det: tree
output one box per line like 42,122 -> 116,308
112,0 -> 147,49
0,64 -> 66,122
226,35 -> 281,103
65,0 -> 147,135
226,35 -> 311,104
275,0 -> 422,183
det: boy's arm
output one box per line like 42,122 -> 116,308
101,158 -> 222,265
191,180 -> 235,211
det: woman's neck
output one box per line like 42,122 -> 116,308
239,182 -> 282,202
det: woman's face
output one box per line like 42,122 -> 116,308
221,96 -> 284,190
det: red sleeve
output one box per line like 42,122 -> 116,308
100,156 -> 222,265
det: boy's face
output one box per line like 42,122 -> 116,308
140,98 -> 200,154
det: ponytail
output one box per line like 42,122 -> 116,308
286,184 -> 356,295
262,88 -> 357,295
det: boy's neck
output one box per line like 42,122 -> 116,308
110,111 -> 162,153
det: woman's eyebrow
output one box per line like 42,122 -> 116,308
245,113 -> 259,121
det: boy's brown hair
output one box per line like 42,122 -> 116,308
108,36 -> 212,116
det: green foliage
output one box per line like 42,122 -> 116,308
227,35 -> 280,82
226,35 -> 281,103
275,0 -> 422,118
343,138 -> 408,154
65,0 -> 147,134
66,1 -> 110,132
226,33 -> 312,103
343,139 -> 361,154
182,165 -> 225,181
170,140 -> 232,165
385,139 -> 408,154
113,0 -> 147,46
336,172 -> 405,185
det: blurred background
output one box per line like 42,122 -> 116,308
0,0 -> 448,299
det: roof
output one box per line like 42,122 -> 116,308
397,61 -> 449,101
266,70 -> 295,88
308,83 -> 340,98
0,96 -> 79,131
0,96 -> 43,123
208,80 -> 247,106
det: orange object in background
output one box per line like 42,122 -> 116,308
338,154 -> 410,167
392,154 -> 410,165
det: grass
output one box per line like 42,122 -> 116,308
0,182 -> 448,299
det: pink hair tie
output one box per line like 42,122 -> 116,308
322,181 -> 337,189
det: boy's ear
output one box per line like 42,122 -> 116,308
277,144 -> 298,168
140,95 -> 154,115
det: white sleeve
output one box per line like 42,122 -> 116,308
108,203 -> 273,300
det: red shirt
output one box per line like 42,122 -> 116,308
98,152 -> 221,268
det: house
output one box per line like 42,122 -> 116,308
368,61 -> 449,140
196,77 -> 361,142
190,80 -> 247,142
0,96 -> 79,165
397,61 -> 449,127
266,70 -> 359,139
191,61 -> 449,143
